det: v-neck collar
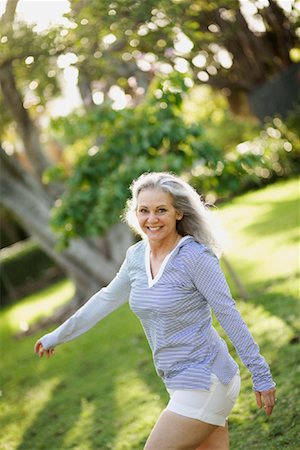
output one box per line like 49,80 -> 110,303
145,235 -> 191,288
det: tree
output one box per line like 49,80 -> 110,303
61,0 -> 298,114
0,2 -> 219,327
0,0 -> 297,327
0,2 -> 134,326
48,73 -> 224,245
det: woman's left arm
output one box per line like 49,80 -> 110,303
192,248 -> 276,414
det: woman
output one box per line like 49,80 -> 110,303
35,172 -> 276,450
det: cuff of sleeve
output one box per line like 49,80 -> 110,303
40,333 -> 58,350
252,375 -> 276,392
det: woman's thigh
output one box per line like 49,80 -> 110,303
144,409 -> 218,450
196,422 -> 229,450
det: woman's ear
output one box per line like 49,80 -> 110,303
176,211 -> 183,221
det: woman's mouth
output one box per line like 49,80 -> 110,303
147,226 -> 162,231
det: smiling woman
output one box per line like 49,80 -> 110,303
125,172 -> 222,256
34,171 -> 276,450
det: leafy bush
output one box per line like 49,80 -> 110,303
187,97 -> 300,199
49,74 -> 223,246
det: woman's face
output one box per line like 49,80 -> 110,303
136,188 -> 182,244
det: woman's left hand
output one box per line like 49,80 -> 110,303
255,388 -> 277,416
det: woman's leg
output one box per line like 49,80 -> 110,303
144,409 -> 217,450
196,421 -> 229,450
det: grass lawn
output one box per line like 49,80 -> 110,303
0,178 -> 299,450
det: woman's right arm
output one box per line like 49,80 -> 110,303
34,255 -> 131,356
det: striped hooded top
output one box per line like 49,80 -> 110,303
41,236 -> 275,392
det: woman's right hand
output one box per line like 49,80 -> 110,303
34,340 -> 55,358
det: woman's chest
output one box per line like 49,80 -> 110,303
149,255 -> 164,279
128,263 -> 200,315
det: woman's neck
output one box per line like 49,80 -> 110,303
149,234 -> 182,259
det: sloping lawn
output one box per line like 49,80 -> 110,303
218,178 -> 299,450
0,178 -> 299,450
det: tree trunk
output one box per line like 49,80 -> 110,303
78,70 -> 94,107
0,1 -> 134,330
261,0 -> 295,67
0,146 -> 134,329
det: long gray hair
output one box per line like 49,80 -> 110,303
124,172 -> 222,257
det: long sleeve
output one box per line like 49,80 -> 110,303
191,248 -> 275,392
40,255 -> 131,350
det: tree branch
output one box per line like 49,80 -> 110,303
0,0 -> 19,26
0,62 -> 51,180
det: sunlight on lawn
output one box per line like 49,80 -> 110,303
113,371 -> 164,450
1,279 -> 74,332
0,178 -> 299,450
1,377 -> 61,450
219,179 -> 299,285
62,398 -> 96,450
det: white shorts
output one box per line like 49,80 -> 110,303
166,372 -> 241,426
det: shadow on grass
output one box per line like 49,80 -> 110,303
224,263 -> 299,338
243,197 -> 299,238
12,282 -> 299,449
15,349 -> 119,449
13,307 -> 165,450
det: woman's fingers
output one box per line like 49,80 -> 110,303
255,388 -> 277,416
38,344 -> 45,358
264,404 -> 274,416
46,348 -> 55,358
255,391 -> 263,408
34,341 -> 44,357
34,340 -> 41,354
34,340 -> 55,358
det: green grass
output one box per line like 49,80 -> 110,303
0,178 -> 299,450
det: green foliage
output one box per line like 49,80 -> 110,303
0,179 -> 299,449
0,21 -> 64,121
61,0 -> 299,117
1,0 -> 298,137
1,1 -> 298,249
183,86 -> 260,152
49,75 -> 299,245
50,73 -> 223,246
186,93 -> 300,199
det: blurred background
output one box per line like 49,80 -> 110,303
0,1 -> 299,449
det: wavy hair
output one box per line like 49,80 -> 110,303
124,172 -> 222,257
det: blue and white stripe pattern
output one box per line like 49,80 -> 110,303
41,236 -> 275,392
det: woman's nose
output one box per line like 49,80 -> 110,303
147,213 -> 158,223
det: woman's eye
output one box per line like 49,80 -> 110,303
158,208 -> 167,213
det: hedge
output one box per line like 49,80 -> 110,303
0,239 -> 63,307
